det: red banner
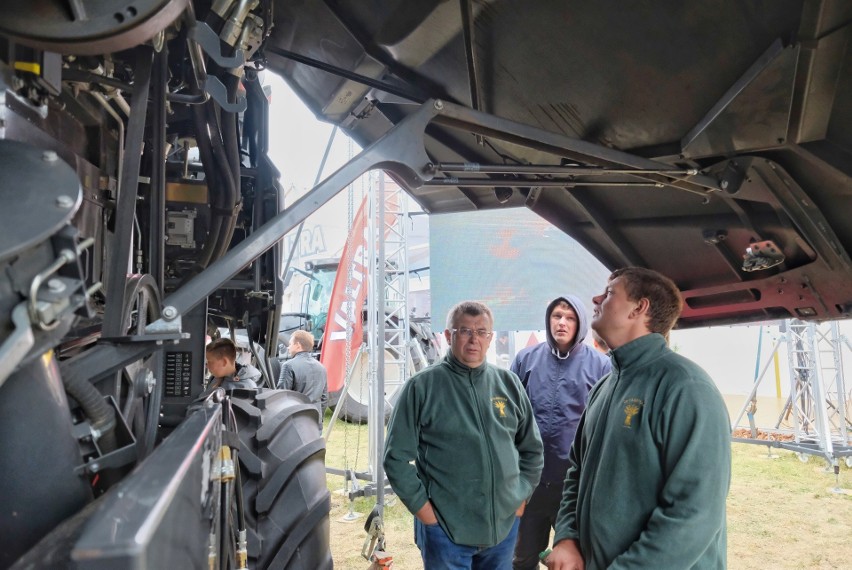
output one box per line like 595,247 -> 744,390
320,191 -> 398,392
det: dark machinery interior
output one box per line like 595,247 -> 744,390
0,0 -> 850,568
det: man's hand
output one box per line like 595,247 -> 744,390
415,501 -> 438,525
544,539 -> 584,570
515,500 -> 526,517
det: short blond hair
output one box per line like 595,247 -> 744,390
291,330 -> 315,352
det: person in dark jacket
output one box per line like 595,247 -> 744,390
202,338 -> 260,398
511,295 -> 611,570
384,300 -> 543,570
544,268 -> 731,570
278,329 -> 328,430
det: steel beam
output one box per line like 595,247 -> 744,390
432,100 -> 722,195
103,47 -> 154,337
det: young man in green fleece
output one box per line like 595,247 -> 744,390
384,300 -> 544,569
544,268 -> 731,570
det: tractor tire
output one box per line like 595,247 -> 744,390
334,391 -> 386,425
231,389 -> 332,569
333,347 -> 399,425
336,325 -> 437,424
334,324 -> 437,424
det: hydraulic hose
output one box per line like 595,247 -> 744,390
192,100 -> 226,269
62,362 -> 118,454
212,75 -> 242,261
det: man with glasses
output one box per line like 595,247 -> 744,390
384,300 -> 543,569
510,296 -> 611,569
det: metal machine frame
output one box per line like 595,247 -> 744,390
55,95 -> 728,402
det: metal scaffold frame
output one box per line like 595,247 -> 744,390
732,319 -> 852,468
367,171 -> 411,511
324,169 -> 413,552
326,171 -> 412,563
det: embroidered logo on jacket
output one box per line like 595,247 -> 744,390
622,398 -> 644,428
492,397 -> 508,417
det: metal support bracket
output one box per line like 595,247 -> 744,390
189,21 -> 245,69
204,75 -> 247,113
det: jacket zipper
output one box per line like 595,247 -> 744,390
468,370 -> 497,545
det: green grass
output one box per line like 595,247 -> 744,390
323,410 -> 413,521
725,443 -> 851,569
322,411 -> 421,568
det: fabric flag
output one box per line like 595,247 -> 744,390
320,191 -> 398,393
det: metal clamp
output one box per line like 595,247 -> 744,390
26,236 -> 95,331
27,248 -> 77,330
361,511 -> 386,561
189,21 -> 245,69
742,240 -> 785,272
203,75 -> 247,113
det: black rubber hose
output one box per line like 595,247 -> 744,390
62,364 -> 118,453
192,99 -> 226,269
206,100 -> 238,262
212,111 -> 240,261
62,68 -> 132,91
211,75 -> 242,261
204,97 -> 237,261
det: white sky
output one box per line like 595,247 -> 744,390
265,73 -> 355,194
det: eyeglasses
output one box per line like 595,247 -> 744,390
452,327 -> 493,339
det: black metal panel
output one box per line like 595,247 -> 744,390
159,301 -> 208,430
70,406 -> 221,570
0,140 -> 80,263
265,0 -> 852,328
0,355 -> 92,568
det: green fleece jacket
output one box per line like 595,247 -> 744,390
553,333 -> 731,569
384,352 -> 543,547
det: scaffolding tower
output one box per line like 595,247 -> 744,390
366,171 -> 411,510
326,172 -> 414,556
732,320 -> 852,467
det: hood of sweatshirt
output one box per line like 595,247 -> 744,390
545,294 -> 591,358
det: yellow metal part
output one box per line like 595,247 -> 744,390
218,445 -> 236,482
166,181 -> 209,204
773,349 -> 781,398
236,529 -> 248,569
236,547 -> 248,569
14,61 -> 41,75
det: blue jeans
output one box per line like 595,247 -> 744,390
414,517 -> 521,569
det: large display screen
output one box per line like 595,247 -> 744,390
430,208 -> 611,331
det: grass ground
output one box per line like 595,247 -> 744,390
322,412 -> 852,569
